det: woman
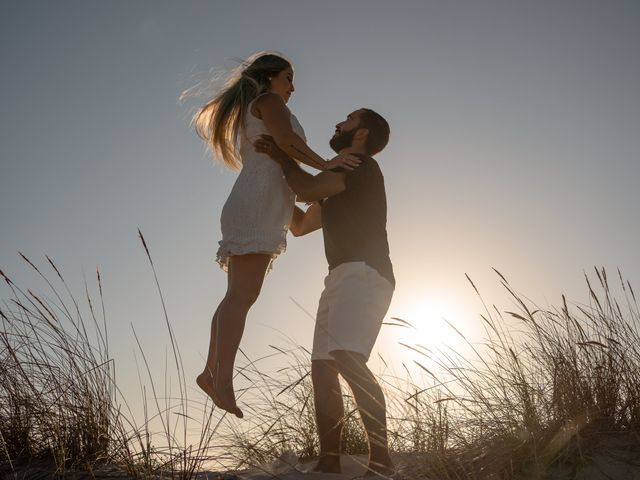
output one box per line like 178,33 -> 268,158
194,52 -> 359,418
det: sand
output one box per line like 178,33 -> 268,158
6,443 -> 640,479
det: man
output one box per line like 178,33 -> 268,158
255,108 -> 395,477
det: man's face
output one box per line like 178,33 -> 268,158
329,110 -> 362,153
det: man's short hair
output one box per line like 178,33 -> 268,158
358,109 -> 390,155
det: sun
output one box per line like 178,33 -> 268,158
386,292 -> 475,365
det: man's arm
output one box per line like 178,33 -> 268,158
280,157 -> 346,202
290,203 -> 322,236
254,135 -> 347,202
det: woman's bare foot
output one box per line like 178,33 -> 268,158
197,371 -> 222,406
213,375 -> 243,418
196,372 -> 243,418
312,453 -> 341,473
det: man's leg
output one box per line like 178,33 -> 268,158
311,359 -> 344,473
331,350 -> 394,477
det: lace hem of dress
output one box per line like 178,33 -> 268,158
215,239 -> 287,273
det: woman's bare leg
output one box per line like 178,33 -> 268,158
205,302 -> 224,375
197,253 -> 271,418
197,303 -> 224,407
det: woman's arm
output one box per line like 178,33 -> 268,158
290,203 -> 322,237
254,134 -> 347,202
254,94 -> 359,171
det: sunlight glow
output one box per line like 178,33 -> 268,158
389,293 -> 474,366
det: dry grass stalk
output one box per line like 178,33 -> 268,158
3,251 -> 640,479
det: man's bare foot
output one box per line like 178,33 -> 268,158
312,453 -> 341,474
196,372 -> 243,418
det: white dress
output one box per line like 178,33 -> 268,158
216,102 -> 306,271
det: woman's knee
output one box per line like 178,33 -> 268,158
225,255 -> 270,306
224,288 -> 261,309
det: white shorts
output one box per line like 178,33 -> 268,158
311,262 -> 394,362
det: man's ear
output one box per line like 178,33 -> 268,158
354,127 -> 369,143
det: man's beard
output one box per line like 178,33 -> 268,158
329,128 -> 356,153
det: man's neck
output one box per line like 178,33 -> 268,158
339,146 -> 367,156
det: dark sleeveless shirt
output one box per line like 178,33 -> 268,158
321,155 -> 395,286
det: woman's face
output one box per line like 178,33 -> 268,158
269,66 -> 295,103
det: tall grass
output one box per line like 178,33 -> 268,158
0,255 -> 116,475
223,267 -> 640,478
0,237 -> 226,478
389,267 -> 640,478
2,248 -> 639,479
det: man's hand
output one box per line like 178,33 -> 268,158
254,134 -> 288,164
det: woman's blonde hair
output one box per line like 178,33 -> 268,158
192,51 -> 291,170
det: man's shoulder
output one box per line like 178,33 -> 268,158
356,155 -> 382,169
326,156 -> 382,191
350,156 -> 382,178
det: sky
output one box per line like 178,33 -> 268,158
2,0 -> 640,419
